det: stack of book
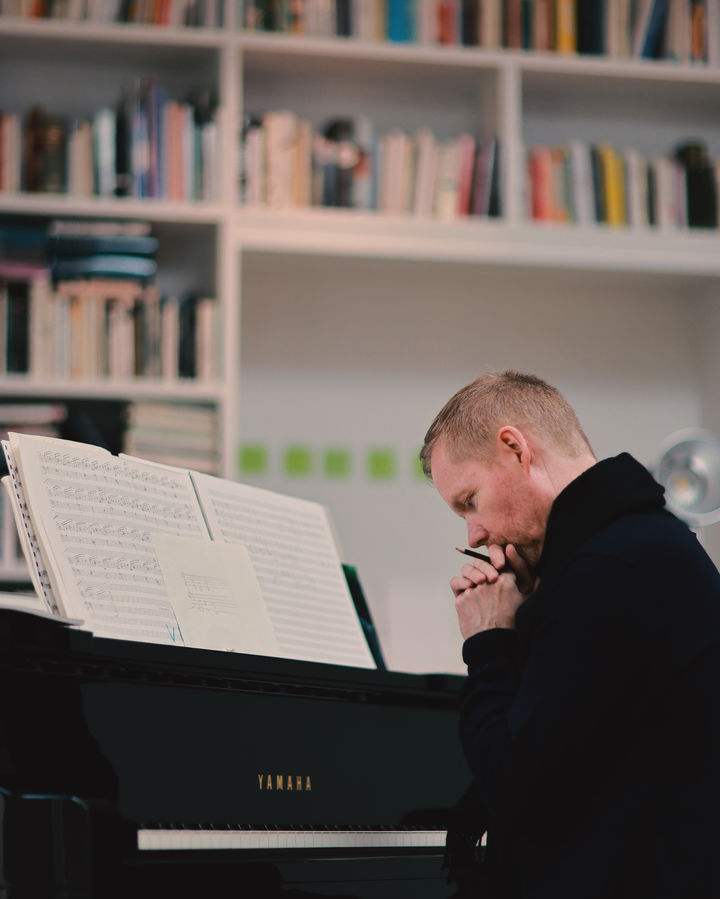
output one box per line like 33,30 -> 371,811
242,111 -> 501,219
0,404 -> 67,448
123,401 -> 220,474
48,219 -> 158,283
0,220 -> 220,381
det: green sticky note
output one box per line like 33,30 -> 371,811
324,447 -> 352,478
367,447 -> 397,481
238,443 -> 269,475
284,444 -> 313,477
412,451 -> 427,481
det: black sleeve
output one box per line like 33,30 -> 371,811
459,553 -> 667,817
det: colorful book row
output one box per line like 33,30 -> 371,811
241,0 -> 715,64
242,111 -> 501,219
0,0 -> 221,26
527,138 -> 718,229
0,272 -> 221,382
0,86 -> 219,201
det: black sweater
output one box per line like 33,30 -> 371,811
460,454 -> 720,898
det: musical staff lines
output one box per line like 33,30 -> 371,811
191,473 -> 375,668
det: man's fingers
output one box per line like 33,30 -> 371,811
450,575 -> 475,597
505,544 -> 537,596
462,560 -> 499,584
487,544 -> 506,571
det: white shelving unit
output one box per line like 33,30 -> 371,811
2,13 -> 720,668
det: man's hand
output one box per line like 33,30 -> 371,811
450,544 -> 537,639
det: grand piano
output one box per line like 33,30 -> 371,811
0,607 -> 482,898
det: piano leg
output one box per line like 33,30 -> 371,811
0,790 -> 93,898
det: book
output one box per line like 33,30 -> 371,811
0,403 -> 67,429
567,139 -> 595,225
505,0 -> 523,47
6,280 -> 30,373
47,233 -> 158,257
67,118 -> 94,197
605,0 -> 633,57
664,0 -> 691,60
480,0 -> 502,47
597,143 -> 627,227
435,135 -> 461,220
528,144 -> 553,221
577,0 -> 604,53
624,146 -> 650,227
690,0 -> 708,61
635,0 -> 671,57
264,110 -> 298,208
2,432 -> 377,668
674,141 -> 718,228
413,128 -> 441,217
126,400 -> 217,436
50,254 -> 157,282
0,113 -> 22,193
555,0 -> 577,53
387,0 -> 413,41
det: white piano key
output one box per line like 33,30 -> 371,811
137,828 -> 447,852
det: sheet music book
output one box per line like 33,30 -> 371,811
1,433 -> 375,669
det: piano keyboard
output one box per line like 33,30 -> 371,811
138,827 -> 447,852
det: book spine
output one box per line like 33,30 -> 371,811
555,0 -> 577,53
6,282 -> 30,374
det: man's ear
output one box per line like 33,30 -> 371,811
497,426 -> 532,469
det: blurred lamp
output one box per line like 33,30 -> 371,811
656,428 -> 720,528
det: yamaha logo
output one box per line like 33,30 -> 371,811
257,774 -> 312,791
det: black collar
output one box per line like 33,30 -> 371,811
536,453 -> 666,581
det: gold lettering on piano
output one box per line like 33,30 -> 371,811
256,775 -> 313,792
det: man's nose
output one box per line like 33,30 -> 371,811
467,520 -> 489,548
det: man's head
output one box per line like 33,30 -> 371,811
421,371 -> 596,568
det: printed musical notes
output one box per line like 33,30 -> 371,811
6,433 -> 209,644
190,473 -> 375,668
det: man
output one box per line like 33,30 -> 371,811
420,371 -> 720,899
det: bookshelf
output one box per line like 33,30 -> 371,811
2,3 -> 720,670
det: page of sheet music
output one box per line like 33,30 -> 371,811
152,535 -> 278,655
9,434 -> 211,644
190,473 -> 375,668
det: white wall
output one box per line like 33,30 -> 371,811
238,251 -> 714,674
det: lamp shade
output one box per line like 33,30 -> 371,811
656,428 -> 720,527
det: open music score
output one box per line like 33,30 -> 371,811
1,434 -> 376,668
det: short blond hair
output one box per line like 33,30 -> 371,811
420,370 -> 594,479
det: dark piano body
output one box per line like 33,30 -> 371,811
0,609 -> 476,898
